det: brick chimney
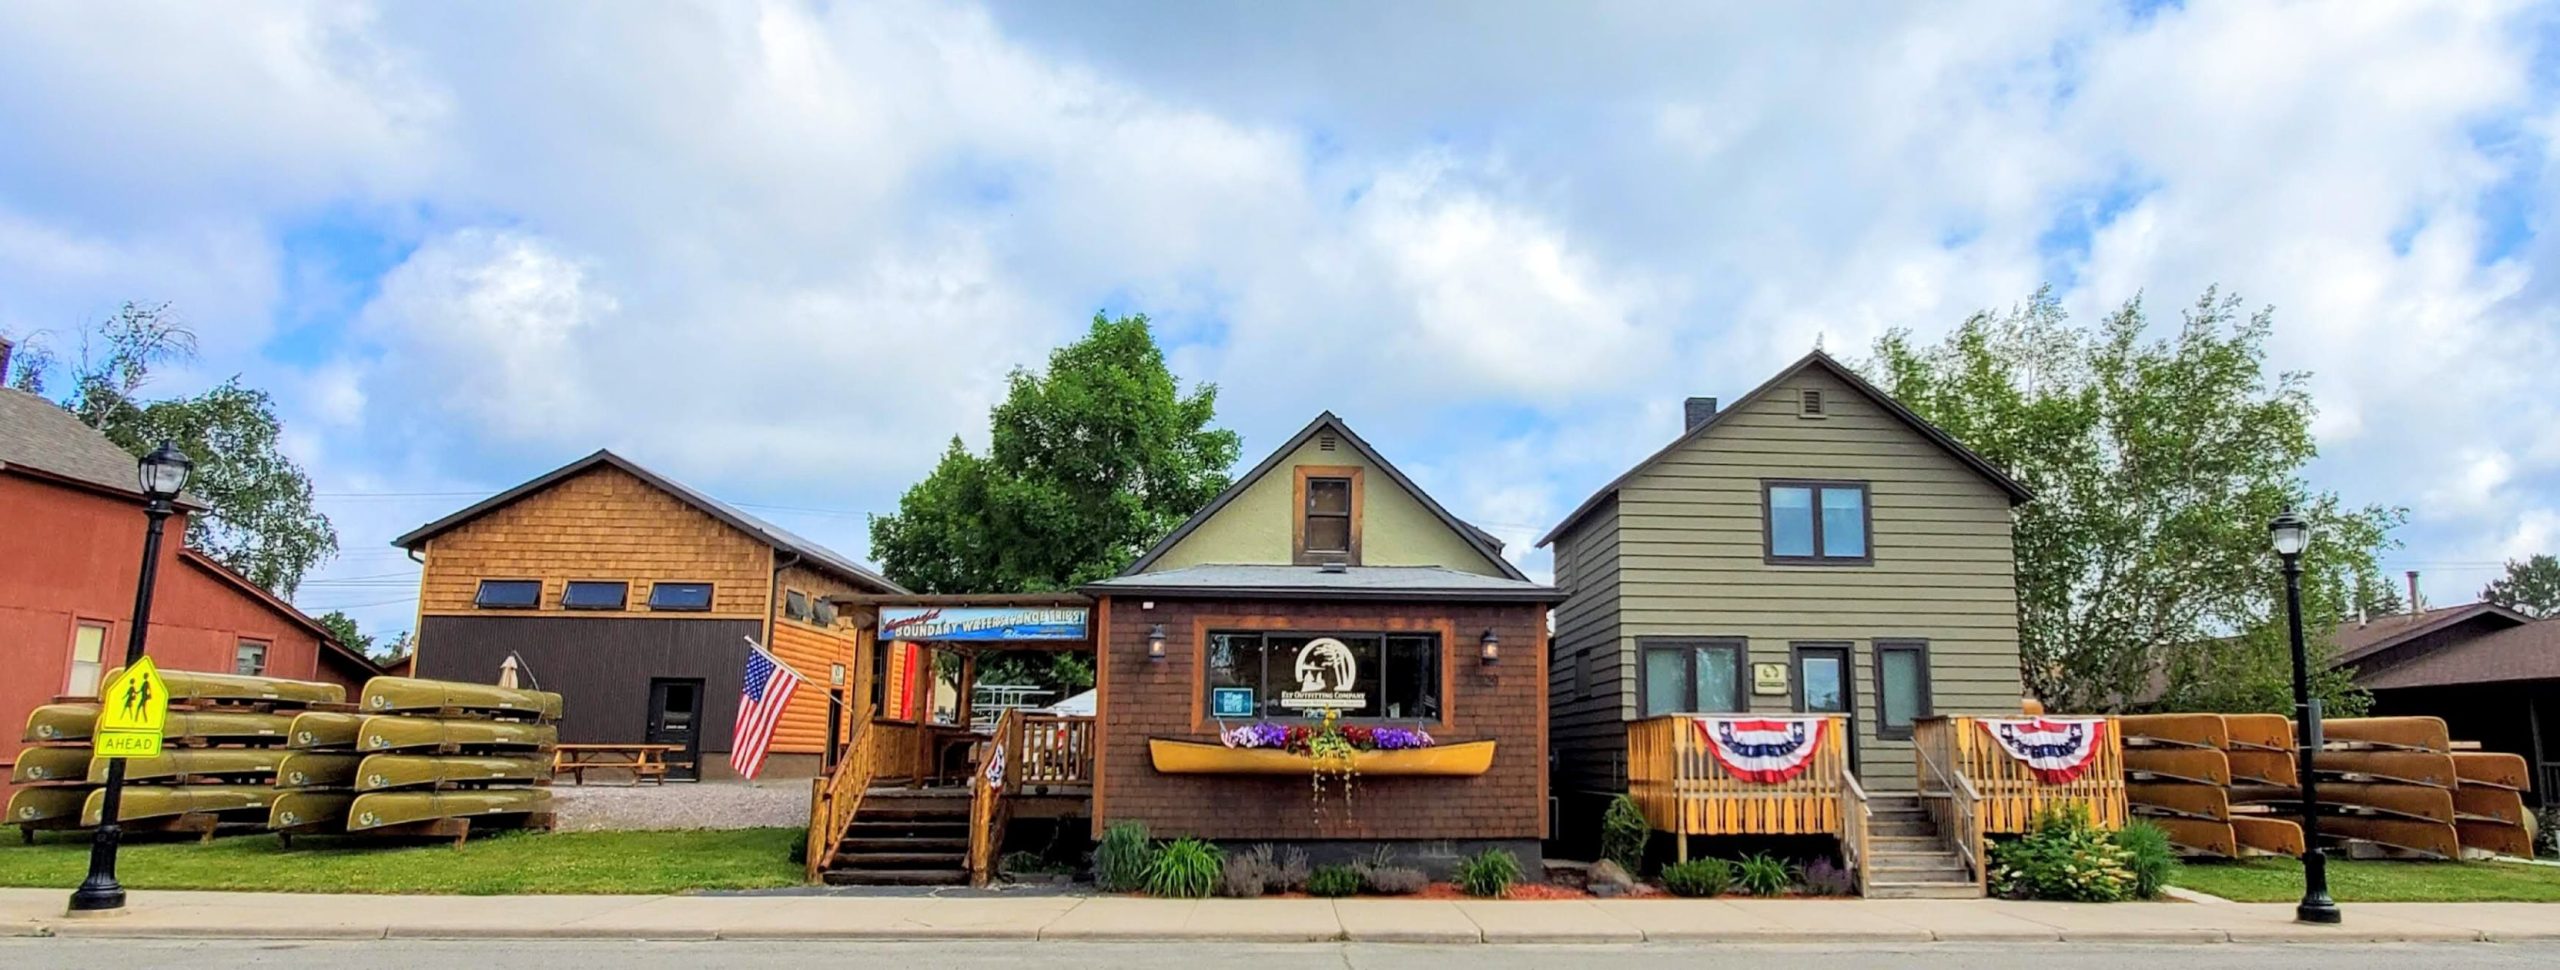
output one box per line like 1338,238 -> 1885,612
1684,396 -> 1719,431
2406,570 -> 2421,615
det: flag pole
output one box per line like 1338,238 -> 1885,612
742,635 -> 815,684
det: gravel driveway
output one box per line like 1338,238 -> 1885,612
549,779 -> 810,832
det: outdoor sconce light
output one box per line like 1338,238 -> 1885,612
1147,624 -> 1168,663
1480,629 -> 1500,665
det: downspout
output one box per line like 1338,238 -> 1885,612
769,550 -> 804,756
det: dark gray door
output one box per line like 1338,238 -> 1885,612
1792,644 -> 1856,773
647,678 -> 705,781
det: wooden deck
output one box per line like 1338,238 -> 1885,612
1626,714 -> 1851,857
1913,714 -> 2126,888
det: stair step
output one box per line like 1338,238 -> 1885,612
1868,852 -> 1963,866
1865,880 -> 1983,900
841,837 -> 968,854
822,868 -> 969,887
838,851 -> 967,869
848,821 -> 969,836
1867,821 -> 1935,836
1869,836 -> 1945,850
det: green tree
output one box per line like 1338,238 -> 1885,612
43,303 -> 340,596
314,610 -> 374,657
1869,287 -> 2401,715
2481,554 -> 2560,618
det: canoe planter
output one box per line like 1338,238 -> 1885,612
8,786 -> 91,827
81,784 -> 273,826
268,792 -> 356,832
356,754 -> 546,792
360,677 -> 563,721
276,753 -> 365,790
348,789 -> 549,832
1146,738 -> 1496,777
24,703 -> 98,743
10,747 -> 94,786
289,712 -> 366,750
2117,713 -> 2230,750
88,748 -> 287,784
358,716 -> 557,754
103,666 -> 344,707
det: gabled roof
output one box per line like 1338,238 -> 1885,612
178,548 -> 381,679
1122,412 -> 1530,582
392,449 -> 906,594
1537,350 -> 2033,547
2329,602 -> 2534,667
2357,616 -> 2560,690
0,387 -> 203,507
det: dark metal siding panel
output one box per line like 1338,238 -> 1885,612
416,615 -> 761,751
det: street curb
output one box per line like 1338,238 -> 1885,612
20,922 -> 2526,944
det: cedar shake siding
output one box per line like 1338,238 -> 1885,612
1545,355 -> 2026,799
413,464 -> 773,618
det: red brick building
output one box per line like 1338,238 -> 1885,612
1,385 -> 377,787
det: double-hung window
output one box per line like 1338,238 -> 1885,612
1764,480 -> 1870,564
234,639 -> 269,676
67,621 -> 108,696
1639,637 -> 1747,717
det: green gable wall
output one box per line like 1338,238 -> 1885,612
1144,434 -> 1508,576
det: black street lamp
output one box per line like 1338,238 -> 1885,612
2270,509 -> 2341,925
68,441 -> 193,914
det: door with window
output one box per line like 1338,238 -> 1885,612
646,678 -> 705,781
1791,643 -> 1856,771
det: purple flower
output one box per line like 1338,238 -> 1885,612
1222,722 -> 1288,749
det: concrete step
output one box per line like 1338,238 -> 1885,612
1865,880 -> 1984,900
822,868 -> 969,887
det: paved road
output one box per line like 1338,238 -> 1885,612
8,939 -> 2560,969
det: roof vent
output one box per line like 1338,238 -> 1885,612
1799,388 -> 1826,418
1318,433 -> 1338,452
1319,560 -> 1349,573
1683,396 -> 1718,431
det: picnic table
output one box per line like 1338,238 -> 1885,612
551,743 -> 686,785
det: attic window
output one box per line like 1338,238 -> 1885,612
1294,466 -> 1362,565
1799,388 -> 1826,418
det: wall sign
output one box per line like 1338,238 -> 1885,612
880,606 -> 1088,642
1211,686 -> 1256,718
1278,636 -> 1366,710
1752,662 -> 1788,696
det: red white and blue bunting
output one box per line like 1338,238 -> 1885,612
1977,717 -> 2107,785
1693,716 -> 1828,784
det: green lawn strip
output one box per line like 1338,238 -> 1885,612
0,828 -> 803,895
2171,857 -> 2560,903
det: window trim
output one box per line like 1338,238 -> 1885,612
473,578 -> 544,610
1634,635 -> 1749,717
647,581 -> 718,612
1873,638 -> 1933,740
560,579 -> 630,611
782,588 -> 813,622
67,619 -> 111,696
1187,616 -> 1455,731
1761,479 -> 1874,566
1788,641 -> 1857,716
234,638 -> 271,677
1291,465 -> 1365,565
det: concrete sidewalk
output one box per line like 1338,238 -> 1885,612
3,888 -> 2556,944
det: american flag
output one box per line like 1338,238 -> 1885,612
729,640 -> 803,780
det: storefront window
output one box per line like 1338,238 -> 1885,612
1204,630 -> 1440,721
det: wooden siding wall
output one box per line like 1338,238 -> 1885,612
1561,367 -> 2025,795
766,564 -> 873,755
1549,494 -> 1628,797
415,464 -> 772,619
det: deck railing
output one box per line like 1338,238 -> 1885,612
806,711 -> 882,881
1012,713 -> 1095,787
1840,770 -> 1873,897
1627,714 -> 1849,858
1913,717 -> 1987,887
1913,715 -> 2128,888
967,708 -> 1022,887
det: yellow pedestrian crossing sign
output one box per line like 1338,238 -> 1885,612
94,657 -> 170,758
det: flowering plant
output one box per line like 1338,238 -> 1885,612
1219,714 -> 1436,753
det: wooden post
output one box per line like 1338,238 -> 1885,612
1676,830 -> 1688,863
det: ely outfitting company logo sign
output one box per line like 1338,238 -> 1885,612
881,606 -> 1088,642
1281,637 -> 1366,711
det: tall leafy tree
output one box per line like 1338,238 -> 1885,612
1870,287 -> 2402,715
2481,555 -> 2560,618
28,303 -> 340,596
314,610 -> 374,658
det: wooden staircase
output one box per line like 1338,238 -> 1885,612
1860,794 -> 1981,899
821,788 -> 972,886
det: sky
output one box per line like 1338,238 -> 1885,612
2,1 -> 2556,642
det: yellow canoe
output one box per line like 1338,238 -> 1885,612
88,748 -> 286,784
81,785 -> 273,826
359,716 -> 557,753
347,789 -> 549,831
289,711 -> 366,750
166,710 -> 297,743
276,752 -> 366,790
8,787 -> 90,826
360,677 -> 564,721
101,666 -> 344,706
1147,738 -> 1496,776
355,754 -> 546,792
268,792 -> 356,831
10,747 -> 94,785
24,703 -> 99,743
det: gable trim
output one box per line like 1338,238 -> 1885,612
1537,350 -> 2034,548
1123,412 -> 1529,581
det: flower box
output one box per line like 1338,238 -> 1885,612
1147,737 -> 1497,777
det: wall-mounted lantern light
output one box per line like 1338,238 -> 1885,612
1147,624 -> 1168,663
1480,629 -> 1501,665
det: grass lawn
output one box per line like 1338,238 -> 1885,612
0,827 -> 803,895
2172,857 -> 2560,903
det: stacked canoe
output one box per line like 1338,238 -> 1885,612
2119,713 -> 2306,859
9,703 -> 102,839
272,677 -> 562,839
11,669 -> 343,841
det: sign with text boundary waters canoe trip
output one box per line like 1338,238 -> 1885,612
94,656 -> 171,758
880,606 -> 1089,642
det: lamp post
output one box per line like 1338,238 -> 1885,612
68,441 -> 192,914
2269,509 -> 2340,925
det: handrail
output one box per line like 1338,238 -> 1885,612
966,708 -> 1023,887
806,709 -> 882,882
1013,713 -> 1095,786
1912,717 -> 1986,888
1840,770 -> 1873,897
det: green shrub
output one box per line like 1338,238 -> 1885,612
1306,863 -> 1363,897
1735,853 -> 1797,896
1658,858 -> 1733,898
1217,844 -> 1273,898
1094,822 -> 1156,893
1599,794 -> 1649,875
1989,803 -> 2134,902
2536,805 -> 2558,859
1455,848 -> 1522,898
1144,837 -> 1223,899
2112,821 -> 2180,899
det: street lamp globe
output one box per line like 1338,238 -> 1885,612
136,440 -> 193,501
2268,510 -> 2310,558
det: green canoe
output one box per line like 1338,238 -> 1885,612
87,748 -> 287,784
82,784 -> 274,826
358,716 -> 556,753
8,786 -> 90,826
288,711 -> 365,749
24,703 -> 99,743
101,666 -> 345,706
268,792 -> 355,831
360,677 -> 564,721
276,752 -> 365,789
356,754 -> 547,792
166,710 -> 297,744
10,747 -> 94,785
347,789 -> 549,831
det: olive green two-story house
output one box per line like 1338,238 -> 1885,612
1540,351 -> 2033,829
